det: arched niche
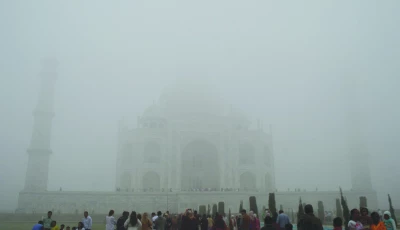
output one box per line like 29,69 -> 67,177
181,140 -> 219,190
240,171 -> 256,190
142,171 -> 160,190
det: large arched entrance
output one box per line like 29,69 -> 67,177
143,171 -> 160,191
240,171 -> 256,190
181,140 -> 219,190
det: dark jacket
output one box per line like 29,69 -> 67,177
201,218 -> 208,230
117,216 -> 128,230
297,213 -> 323,230
181,215 -> 198,230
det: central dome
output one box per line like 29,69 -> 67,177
159,79 -> 225,118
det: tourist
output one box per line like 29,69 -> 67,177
236,214 -> 242,230
297,204 -> 323,230
32,220 -> 44,230
154,211 -> 166,230
137,213 -> 142,221
285,224 -> 293,230
350,209 -> 361,222
240,209 -> 250,230
254,214 -> 260,230
260,213 -> 274,230
223,214 -> 229,227
51,220 -> 60,230
60,224 -> 65,230
213,214 -> 228,230
181,209 -> 198,230
194,210 -> 200,228
82,211 -> 92,230
106,209 -> 117,230
249,211 -> 256,230
333,217 -> 342,230
207,215 -> 214,230
43,211 -> 53,230
151,212 -> 157,229
124,211 -> 142,230
165,213 -> 172,230
65,227 -> 70,230
370,212 -> 385,230
383,211 -> 396,230
117,211 -> 129,230
359,207 -> 373,228
276,210 -> 290,230
201,214 -> 208,230
230,215 -> 237,230
177,214 -> 182,230
77,222 -> 85,230
141,212 -> 153,230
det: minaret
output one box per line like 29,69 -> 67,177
23,58 -> 58,191
344,76 -> 373,191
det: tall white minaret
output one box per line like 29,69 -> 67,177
343,76 -> 373,191
24,58 -> 58,191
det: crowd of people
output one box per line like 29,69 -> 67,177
32,210 -> 92,230
341,207 -> 397,230
31,205 -> 397,230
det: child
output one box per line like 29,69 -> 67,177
333,217 -> 342,230
383,211 -> 396,230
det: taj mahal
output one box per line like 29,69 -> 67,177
116,81 -> 274,194
17,59 -> 378,214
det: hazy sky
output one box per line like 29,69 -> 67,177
0,1 -> 399,211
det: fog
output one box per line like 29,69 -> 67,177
0,1 -> 399,212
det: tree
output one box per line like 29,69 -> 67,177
388,194 -> 398,226
268,193 -> 277,216
207,204 -> 211,216
317,201 -> 325,224
297,197 -> 304,221
218,202 -> 225,215
239,200 -> 243,213
359,196 -> 367,209
249,196 -> 258,215
229,209 -> 233,230
199,205 -> 206,215
340,187 -> 350,229
336,198 -> 343,219
212,204 -> 218,217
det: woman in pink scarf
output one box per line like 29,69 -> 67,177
254,214 -> 260,230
